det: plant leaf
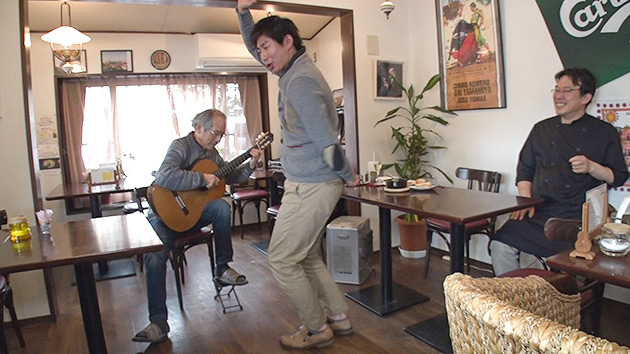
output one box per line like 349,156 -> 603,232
421,74 -> 442,96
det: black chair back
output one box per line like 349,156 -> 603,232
455,167 -> 501,193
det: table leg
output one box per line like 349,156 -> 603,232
0,315 -> 7,354
345,207 -> 429,316
403,222 -> 465,354
450,223 -> 465,273
75,262 -> 107,354
89,195 -> 102,218
88,196 -> 110,275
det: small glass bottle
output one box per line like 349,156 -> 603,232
9,216 -> 32,243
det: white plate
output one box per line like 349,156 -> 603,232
410,183 -> 439,191
383,186 -> 411,193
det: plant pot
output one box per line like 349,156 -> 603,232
396,214 -> 427,259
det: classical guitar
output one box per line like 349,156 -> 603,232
147,132 -> 273,232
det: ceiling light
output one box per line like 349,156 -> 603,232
380,1 -> 395,19
41,1 -> 91,63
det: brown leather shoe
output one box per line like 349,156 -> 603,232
327,317 -> 353,335
279,326 -> 334,350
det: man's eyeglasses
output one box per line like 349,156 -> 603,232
551,87 -> 580,94
209,129 -> 225,138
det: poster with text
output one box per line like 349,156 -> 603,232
436,0 -> 506,110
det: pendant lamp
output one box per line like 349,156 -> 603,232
41,1 -> 91,68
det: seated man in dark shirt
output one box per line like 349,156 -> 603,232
133,108 -> 261,343
490,68 -> 629,275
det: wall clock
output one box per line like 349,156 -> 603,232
150,50 -> 171,70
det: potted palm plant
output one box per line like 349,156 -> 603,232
375,73 -> 456,258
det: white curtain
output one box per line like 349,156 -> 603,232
58,73 -> 262,182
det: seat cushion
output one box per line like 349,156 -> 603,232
426,217 -> 490,232
174,227 -> 213,246
122,200 -> 150,214
232,189 -> 269,201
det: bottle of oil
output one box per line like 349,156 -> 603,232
9,216 -> 31,243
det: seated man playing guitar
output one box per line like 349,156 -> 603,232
133,108 -> 262,343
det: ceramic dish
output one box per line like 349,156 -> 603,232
383,186 -> 411,193
410,183 -> 438,191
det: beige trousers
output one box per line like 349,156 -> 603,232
267,179 -> 348,331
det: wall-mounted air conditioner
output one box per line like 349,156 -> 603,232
196,57 -> 264,72
194,34 -> 265,72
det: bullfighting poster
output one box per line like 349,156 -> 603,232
436,0 -> 505,110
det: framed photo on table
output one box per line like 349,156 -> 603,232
436,0 -> 506,110
101,50 -> 133,73
374,60 -> 404,100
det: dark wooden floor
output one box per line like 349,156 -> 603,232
3,223 -> 630,353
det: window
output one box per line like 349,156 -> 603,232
75,74 -> 259,180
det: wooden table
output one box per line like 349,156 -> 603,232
0,213 -> 163,354
547,244 -> 630,334
46,177 -> 152,218
46,177 -> 152,280
547,244 -> 630,288
341,185 -> 543,352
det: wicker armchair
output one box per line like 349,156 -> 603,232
444,273 -> 629,354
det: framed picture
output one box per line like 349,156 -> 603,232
436,0 -> 506,110
150,50 -> 171,70
374,60 -> 404,100
101,50 -> 133,73
53,49 -> 87,74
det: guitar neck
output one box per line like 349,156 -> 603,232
214,148 -> 252,180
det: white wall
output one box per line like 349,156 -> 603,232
0,0 -> 49,322
310,17 -> 343,91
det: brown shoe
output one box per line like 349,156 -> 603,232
327,317 -> 353,336
279,326 -> 334,350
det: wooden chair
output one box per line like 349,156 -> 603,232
0,275 -> 26,353
265,171 -> 286,235
424,167 -> 501,277
169,227 -> 243,313
136,187 -> 243,312
444,273 -> 627,353
230,181 -> 270,239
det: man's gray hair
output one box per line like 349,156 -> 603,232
191,109 -> 227,131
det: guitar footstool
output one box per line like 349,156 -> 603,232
213,278 -> 244,313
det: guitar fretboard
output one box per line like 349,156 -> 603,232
214,148 -> 253,180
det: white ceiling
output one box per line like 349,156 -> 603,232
28,1 -> 334,39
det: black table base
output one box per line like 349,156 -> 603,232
250,240 -> 269,256
72,259 -> 136,285
345,283 -> 429,316
404,313 -> 453,354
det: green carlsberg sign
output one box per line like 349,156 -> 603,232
536,0 -> 630,87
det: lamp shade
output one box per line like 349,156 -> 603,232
41,26 -> 91,47
380,1 -> 395,19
